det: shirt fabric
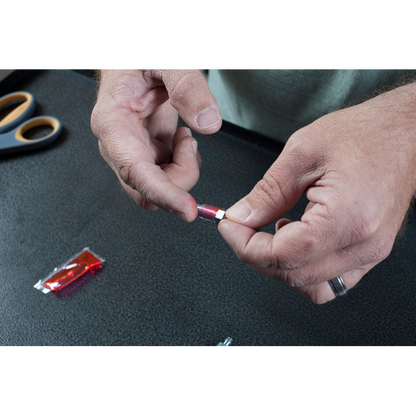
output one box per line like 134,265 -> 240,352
208,70 -> 415,143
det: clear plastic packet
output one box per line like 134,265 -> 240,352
34,247 -> 105,294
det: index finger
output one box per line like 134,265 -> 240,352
218,209 -> 349,286
95,110 -> 198,221
218,219 -> 322,269
126,159 -> 198,221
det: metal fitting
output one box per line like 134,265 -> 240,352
217,337 -> 233,346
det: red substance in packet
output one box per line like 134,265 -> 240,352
44,249 -> 103,291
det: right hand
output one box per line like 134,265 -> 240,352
91,70 -> 222,222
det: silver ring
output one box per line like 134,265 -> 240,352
328,275 -> 348,298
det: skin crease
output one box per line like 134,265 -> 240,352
92,70 -> 416,304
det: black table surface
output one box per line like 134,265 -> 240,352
0,70 -> 415,346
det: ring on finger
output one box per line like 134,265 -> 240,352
328,275 -> 348,298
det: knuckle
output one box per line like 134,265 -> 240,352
361,217 -> 378,240
253,172 -> 286,210
118,160 -> 141,190
136,194 -> 152,210
106,72 -> 134,103
279,269 -> 308,288
287,224 -> 321,264
286,129 -> 312,157
118,164 -> 132,188
369,239 -> 395,263
235,245 -> 251,265
118,161 -> 160,208
350,213 -> 382,243
236,235 -> 277,269
90,105 -> 103,138
235,251 -> 247,264
122,184 -> 155,212
295,271 -> 313,287
377,243 -> 393,262
300,232 -> 320,259
90,109 -> 119,145
169,71 -> 208,110
98,142 -> 108,162
234,238 -> 262,267
285,128 -> 326,174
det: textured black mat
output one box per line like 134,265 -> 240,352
0,70 -> 415,345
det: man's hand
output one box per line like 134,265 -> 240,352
91,70 -> 222,222
219,83 -> 416,304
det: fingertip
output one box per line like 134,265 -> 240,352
218,219 -> 236,245
176,194 -> 198,223
189,199 -> 199,222
195,106 -> 222,133
218,218 -> 256,245
159,70 -> 222,135
218,218 -> 233,236
172,127 -> 193,148
217,218 -> 229,234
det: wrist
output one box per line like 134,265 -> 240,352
362,82 -> 416,194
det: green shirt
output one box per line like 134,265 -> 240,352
208,70 -> 415,143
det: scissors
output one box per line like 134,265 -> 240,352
0,91 -> 62,156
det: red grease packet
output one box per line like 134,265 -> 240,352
34,248 -> 105,294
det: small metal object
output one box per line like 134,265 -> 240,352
197,203 -> 226,224
328,275 -> 348,298
217,337 -> 233,346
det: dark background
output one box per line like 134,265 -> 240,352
0,70 -> 415,345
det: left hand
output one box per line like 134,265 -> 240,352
218,83 -> 416,304
91,70 -> 221,222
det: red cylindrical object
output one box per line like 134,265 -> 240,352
198,204 -> 221,220
197,203 -> 226,224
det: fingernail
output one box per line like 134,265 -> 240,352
185,128 -> 192,137
192,140 -> 198,156
227,200 -> 252,222
196,107 -> 221,129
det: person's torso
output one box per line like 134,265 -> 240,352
208,70 -> 415,142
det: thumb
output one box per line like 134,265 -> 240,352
152,70 -> 222,134
226,143 -> 324,229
